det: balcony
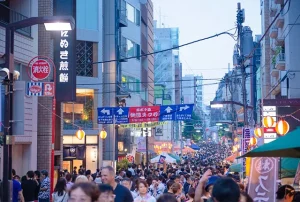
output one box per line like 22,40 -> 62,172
120,37 -> 128,62
275,53 -> 285,70
271,68 -> 279,78
270,27 -> 278,39
274,0 -> 284,5
119,1 -> 127,27
0,3 -> 31,37
269,2 -> 278,17
275,14 -> 284,29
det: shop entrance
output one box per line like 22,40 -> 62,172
62,159 -> 83,173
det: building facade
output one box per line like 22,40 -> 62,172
260,0 -> 300,99
0,0 -> 39,177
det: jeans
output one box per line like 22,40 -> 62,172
38,199 -> 50,202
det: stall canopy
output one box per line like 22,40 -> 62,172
238,127 -> 300,158
189,144 -> 200,150
225,153 -> 238,163
150,153 -> 177,164
229,163 -> 241,172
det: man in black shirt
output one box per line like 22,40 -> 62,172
101,166 -> 133,202
22,171 -> 39,202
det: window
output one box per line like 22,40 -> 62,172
122,75 -> 141,93
76,41 -> 94,77
126,2 -> 140,25
127,3 -> 135,22
126,39 -> 140,60
63,89 -> 94,130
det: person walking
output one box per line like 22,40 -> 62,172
38,170 -> 50,202
52,178 -> 68,202
101,166 -> 133,202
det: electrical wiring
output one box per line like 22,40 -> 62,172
76,73 -> 252,86
89,27 -> 237,64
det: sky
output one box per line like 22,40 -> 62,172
152,0 -> 262,105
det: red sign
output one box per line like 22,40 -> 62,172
31,59 -> 51,80
29,85 -> 42,94
264,127 -> 276,133
128,106 -> 160,123
43,82 -> 55,96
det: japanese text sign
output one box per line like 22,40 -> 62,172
54,0 -> 76,102
129,106 -> 160,123
248,157 -> 278,202
97,104 -> 194,124
97,108 -> 114,124
242,128 -> 251,173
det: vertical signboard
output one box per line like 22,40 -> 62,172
53,0 -> 76,102
263,106 -> 277,143
242,127 -> 251,173
248,157 -> 278,202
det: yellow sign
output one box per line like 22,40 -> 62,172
121,122 -> 167,128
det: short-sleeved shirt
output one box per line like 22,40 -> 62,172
22,179 -> 38,201
114,184 -> 134,202
13,180 -> 21,202
38,177 -> 50,199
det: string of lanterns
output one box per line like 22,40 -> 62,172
75,128 -> 108,140
253,116 -> 290,140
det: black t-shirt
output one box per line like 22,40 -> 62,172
22,179 -> 38,201
113,184 -> 133,202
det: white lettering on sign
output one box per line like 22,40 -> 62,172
264,133 -> 276,139
254,175 -> 270,202
263,106 -> 276,112
59,30 -> 69,83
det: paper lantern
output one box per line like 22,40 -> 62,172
262,116 -> 274,128
254,127 -> 263,138
249,137 -> 257,146
99,129 -> 107,139
75,129 -> 85,140
275,120 -> 290,136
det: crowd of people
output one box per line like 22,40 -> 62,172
10,142 -> 300,202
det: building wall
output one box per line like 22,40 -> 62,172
0,0 -> 39,176
182,75 -> 194,104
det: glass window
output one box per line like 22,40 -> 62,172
136,44 -> 140,60
63,89 -> 94,130
127,3 -> 135,23
135,9 -> 140,26
127,39 -> 135,57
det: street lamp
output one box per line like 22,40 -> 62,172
2,15 -> 75,201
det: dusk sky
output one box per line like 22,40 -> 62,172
152,0 -> 262,105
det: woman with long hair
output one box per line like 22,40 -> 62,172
52,178 -> 68,202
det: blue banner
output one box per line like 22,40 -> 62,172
114,107 -> 129,124
97,107 -> 114,124
97,104 -> 194,124
159,105 -> 176,121
175,104 -> 194,120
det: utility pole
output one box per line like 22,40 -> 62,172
236,3 -> 248,127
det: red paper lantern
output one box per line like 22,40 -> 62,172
262,116 -> 274,128
254,127 -> 263,138
275,120 -> 290,136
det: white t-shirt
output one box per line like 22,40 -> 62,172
52,191 -> 68,202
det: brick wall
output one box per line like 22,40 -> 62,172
37,0 -> 54,174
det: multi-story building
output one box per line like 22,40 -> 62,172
260,0 -> 300,99
0,0 -> 39,177
154,26 -> 180,143
182,74 -> 195,104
